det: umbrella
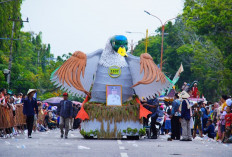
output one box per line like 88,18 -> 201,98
42,97 -> 63,106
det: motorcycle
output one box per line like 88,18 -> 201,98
145,113 -> 165,138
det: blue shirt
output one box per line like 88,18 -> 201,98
203,124 -> 215,138
201,107 -> 208,119
148,98 -> 163,117
23,97 -> 38,116
57,100 -> 73,118
171,99 -> 181,116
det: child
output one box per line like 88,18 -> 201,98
193,105 -> 203,138
203,120 -> 216,139
37,120 -> 47,132
224,106 -> 232,143
164,102 -> 172,134
220,110 -> 226,141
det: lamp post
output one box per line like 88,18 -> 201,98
126,31 -> 146,54
144,10 -> 177,71
126,30 -> 155,54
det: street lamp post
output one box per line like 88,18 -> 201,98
126,31 -> 145,54
144,10 -> 177,71
126,30 -> 155,54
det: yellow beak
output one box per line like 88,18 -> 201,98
117,47 -> 128,57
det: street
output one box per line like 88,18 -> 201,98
1,129 -> 231,157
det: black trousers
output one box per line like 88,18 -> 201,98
202,118 -> 208,129
151,115 -> 158,137
26,115 -> 34,136
171,116 -> 181,140
143,115 -> 150,127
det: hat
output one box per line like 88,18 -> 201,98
27,89 -> 37,95
164,97 -> 174,102
63,92 -> 68,96
178,91 -> 190,99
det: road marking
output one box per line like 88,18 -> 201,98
121,153 -> 128,157
119,146 -> 125,150
117,140 -> 122,145
127,141 -> 135,144
132,144 -> 138,147
78,145 -> 90,150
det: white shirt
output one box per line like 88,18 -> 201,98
107,94 -> 121,106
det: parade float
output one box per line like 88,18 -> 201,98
50,35 -> 173,139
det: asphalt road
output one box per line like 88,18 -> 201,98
0,129 -> 231,157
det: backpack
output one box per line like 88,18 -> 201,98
167,107 -> 171,115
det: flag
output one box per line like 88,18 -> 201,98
172,63 -> 184,84
75,106 -> 89,120
75,96 -> 89,120
135,97 -> 152,119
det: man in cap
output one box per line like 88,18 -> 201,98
23,89 -> 38,138
57,93 -> 73,139
107,87 -> 121,106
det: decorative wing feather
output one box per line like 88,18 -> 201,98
51,49 -> 103,97
126,53 -> 172,99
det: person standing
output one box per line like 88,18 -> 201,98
171,93 -> 181,140
182,82 -> 188,91
193,105 -> 203,138
69,104 -> 76,131
165,102 -> 172,134
23,89 -> 38,138
221,95 -> 228,112
179,91 -> 192,141
192,83 -> 199,98
57,93 -> 73,139
200,101 -> 208,130
224,106 -> 232,143
143,98 -> 160,139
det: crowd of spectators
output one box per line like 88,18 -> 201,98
0,88 -> 81,138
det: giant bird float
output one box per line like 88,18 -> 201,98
51,35 -> 172,139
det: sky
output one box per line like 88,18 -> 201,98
21,0 -> 184,57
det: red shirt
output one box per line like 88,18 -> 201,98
192,87 -> 198,98
225,113 -> 232,127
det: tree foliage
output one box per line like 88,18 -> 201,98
134,1 -> 232,101
0,1 -> 66,99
